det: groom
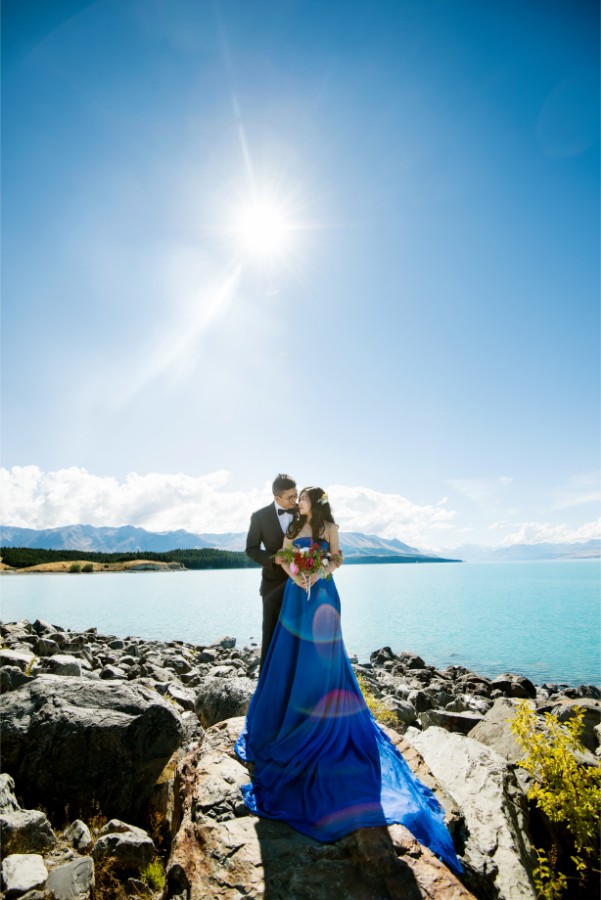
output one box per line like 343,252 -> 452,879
246,473 -> 297,669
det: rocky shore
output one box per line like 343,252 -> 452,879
1,619 -> 599,899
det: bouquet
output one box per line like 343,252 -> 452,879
276,543 -> 342,600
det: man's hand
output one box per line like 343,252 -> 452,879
274,554 -> 286,566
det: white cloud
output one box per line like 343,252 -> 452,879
326,484 -> 456,545
0,466 -> 455,545
447,475 -> 513,504
499,518 -> 601,546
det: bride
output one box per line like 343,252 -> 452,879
235,486 -> 461,874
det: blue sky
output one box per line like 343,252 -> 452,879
2,0 -> 599,548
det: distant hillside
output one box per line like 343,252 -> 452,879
0,524 -> 447,560
431,539 -> 600,562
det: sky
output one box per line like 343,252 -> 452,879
1,0 -> 599,549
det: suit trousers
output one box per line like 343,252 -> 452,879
260,580 -> 287,670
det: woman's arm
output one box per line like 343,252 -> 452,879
326,523 -> 342,573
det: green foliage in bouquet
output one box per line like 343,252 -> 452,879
510,701 -> 601,899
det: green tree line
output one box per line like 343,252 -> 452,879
0,546 -> 259,570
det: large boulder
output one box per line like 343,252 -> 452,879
165,718 -> 474,900
194,676 -> 255,727
44,857 -> 95,900
405,726 -> 537,899
0,676 -> 184,821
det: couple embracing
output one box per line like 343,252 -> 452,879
236,472 -> 462,874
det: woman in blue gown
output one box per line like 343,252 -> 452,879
235,487 -> 462,874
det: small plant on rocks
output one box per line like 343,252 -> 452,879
141,858 -> 166,892
356,673 -> 400,728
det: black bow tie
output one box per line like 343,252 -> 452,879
278,508 -> 294,516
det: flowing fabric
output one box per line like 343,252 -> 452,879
235,538 -> 462,874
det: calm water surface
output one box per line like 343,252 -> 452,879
1,561 -> 599,687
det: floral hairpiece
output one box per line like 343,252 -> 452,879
317,492 -> 329,505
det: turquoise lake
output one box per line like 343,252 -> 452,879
1,560 -> 599,687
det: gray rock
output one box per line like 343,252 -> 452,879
35,638 -> 59,657
595,722 -> 601,756
0,666 -> 33,693
420,709 -> 484,735
44,857 -> 94,900
0,808 -> 57,854
408,689 -> 433,713
62,819 -> 93,852
99,818 -> 149,838
92,830 -> 155,875
0,772 -> 20,812
490,674 -> 536,700
195,675 -> 255,727
548,698 -> 601,754
406,726 -> 537,899
0,650 -> 35,672
99,665 -> 127,680
1,854 -> 48,898
0,675 -> 184,820
468,697 -> 531,765
166,684 -> 197,712
38,655 -> 81,677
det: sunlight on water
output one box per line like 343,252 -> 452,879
1,561 -> 599,686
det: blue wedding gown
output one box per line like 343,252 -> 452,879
235,537 -> 462,874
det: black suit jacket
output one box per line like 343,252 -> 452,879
246,503 -> 290,597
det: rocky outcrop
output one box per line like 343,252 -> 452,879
0,619 -> 598,899
405,726 -> 537,899
166,717 -> 475,900
0,675 -> 184,820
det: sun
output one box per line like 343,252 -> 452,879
235,199 -> 290,259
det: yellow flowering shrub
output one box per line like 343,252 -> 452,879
510,702 -> 601,898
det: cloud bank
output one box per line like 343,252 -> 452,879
1,466 -> 455,546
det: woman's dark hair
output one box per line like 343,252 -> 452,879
287,486 -> 336,541
272,473 -> 296,495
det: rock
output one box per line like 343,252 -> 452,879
548,698 -> 601,754
99,818 -> 150,838
0,675 -> 184,820
166,683 -> 197,712
35,638 -> 59,657
595,723 -> 601,757
0,650 -> 35,672
99,665 -> 127,680
1,854 -> 48,898
0,808 -> 58,854
0,773 -> 20,812
195,676 -> 255,727
420,710 -> 484,735
405,726 -> 537,899
166,717 -> 474,899
490,674 -> 536,700
468,698 -> 531,765
0,666 -> 34,693
197,649 -> 218,664
38,655 -> 82,677
92,830 -> 155,875
62,819 -> 93,852
408,689 -> 433,713
44,857 -> 95,900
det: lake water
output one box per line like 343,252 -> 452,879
1,561 -> 599,687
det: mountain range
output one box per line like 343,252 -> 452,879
0,524 -> 598,562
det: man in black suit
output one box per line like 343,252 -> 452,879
246,473 -> 298,669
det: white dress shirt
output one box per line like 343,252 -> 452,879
274,501 -> 293,533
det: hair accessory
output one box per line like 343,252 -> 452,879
318,492 -> 329,505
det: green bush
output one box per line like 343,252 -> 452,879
141,858 -> 166,892
510,701 -> 601,898
355,673 -> 400,728
81,562 -> 94,572
68,562 -> 81,573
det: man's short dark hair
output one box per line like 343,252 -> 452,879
272,473 -> 296,495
